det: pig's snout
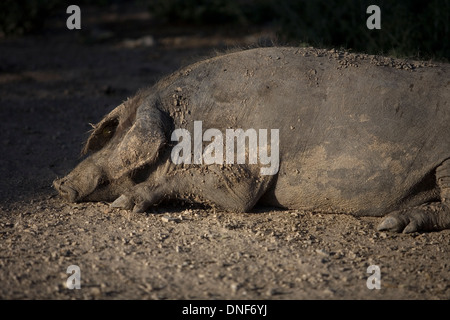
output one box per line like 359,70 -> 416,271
53,178 -> 79,202
53,157 -> 110,203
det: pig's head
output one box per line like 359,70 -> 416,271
53,93 -> 172,203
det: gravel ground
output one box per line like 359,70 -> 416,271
0,5 -> 448,300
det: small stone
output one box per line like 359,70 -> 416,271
316,249 -> 330,257
323,288 -> 334,296
90,287 -> 101,297
265,288 -> 275,296
161,216 -> 180,223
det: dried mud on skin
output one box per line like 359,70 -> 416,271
0,8 -> 449,300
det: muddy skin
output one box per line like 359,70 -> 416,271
54,47 -> 450,233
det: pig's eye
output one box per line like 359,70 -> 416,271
102,127 -> 114,137
83,118 -> 119,154
97,121 -> 117,142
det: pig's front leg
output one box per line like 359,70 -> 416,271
110,182 -> 168,213
111,164 -> 275,213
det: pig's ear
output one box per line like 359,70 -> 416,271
108,106 -> 170,179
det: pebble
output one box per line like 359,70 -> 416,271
316,249 -> 330,257
265,288 -> 276,296
122,35 -> 155,48
90,287 -> 101,297
322,288 -> 334,296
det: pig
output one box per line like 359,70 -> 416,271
54,47 -> 450,233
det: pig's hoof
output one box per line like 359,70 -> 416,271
132,201 -> 150,213
377,204 -> 446,233
111,194 -> 134,210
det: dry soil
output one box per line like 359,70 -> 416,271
0,5 -> 448,300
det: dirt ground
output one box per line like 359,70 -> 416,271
0,5 -> 448,300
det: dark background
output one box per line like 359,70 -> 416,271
1,0 -> 449,61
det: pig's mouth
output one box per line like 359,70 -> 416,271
54,175 -> 123,203
53,179 -> 79,203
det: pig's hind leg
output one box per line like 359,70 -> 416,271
378,159 -> 450,233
